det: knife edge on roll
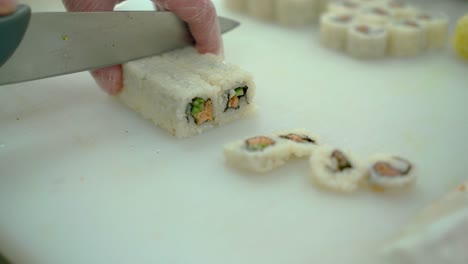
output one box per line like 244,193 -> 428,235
0,4 -> 240,85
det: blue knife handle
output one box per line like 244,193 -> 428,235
0,4 -> 31,67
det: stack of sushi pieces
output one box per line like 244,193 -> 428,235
319,0 -> 450,59
224,0 -> 328,27
224,128 -> 416,194
119,47 -> 256,138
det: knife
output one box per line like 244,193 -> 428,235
0,4 -> 240,85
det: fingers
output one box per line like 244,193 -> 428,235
153,0 -> 223,56
62,0 -> 124,94
62,0 -> 123,12
0,0 -> 16,16
91,65 -> 123,95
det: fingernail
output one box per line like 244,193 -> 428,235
91,65 -> 123,95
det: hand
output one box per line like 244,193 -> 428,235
0,0 -> 16,16
62,0 -> 223,95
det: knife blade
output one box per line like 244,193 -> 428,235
0,6 -> 240,85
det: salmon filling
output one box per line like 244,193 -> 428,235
280,133 -> 316,144
403,20 -> 420,28
188,97 -> 214,125
245,136 -> 275,151
372,157 -> 412,177
225,86 -> 249,112
327,150 -> 353,172
372,7 -> 390,16
334,15 -> 353,23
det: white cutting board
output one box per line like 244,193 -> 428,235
1,0 -> 468,263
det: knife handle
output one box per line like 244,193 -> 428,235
0,4 -> 31,67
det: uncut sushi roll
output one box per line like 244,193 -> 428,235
273,128 -> 322,157
120,56 -> 216,138
346,23 -> 388,58
162,47 -> 256,126
225,0 -> 247,12
320,12 -> 355,50
387,19 -> 425,57
382,0 -> 419,19
247,0 -> 276,21
309,146 -> 367,193
366,154 -> 415,190
413,12 -> 449,50
357,6 -> 394,26
276,0 -> 317,27
224,135 -> 291,173
327,0 -> 361,15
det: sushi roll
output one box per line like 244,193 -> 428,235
119,55 -> 216,138
366,154 -> 415,190
387,19 -> 425,57
381,0 -> 419,19
413,12 -> 449,50
247,0 -> 276,21
275,0 -> 317,27
346,23 -> 388,58
309,146 -> 367,193
453,14 -> 468,60
327,0 -> 361,15
274,128 -> 321,157
357,6 -> 394,26
225,0 -> 247,13
320,12 -> 356,50
224,135 -> 291,173
162,47 -> 256,126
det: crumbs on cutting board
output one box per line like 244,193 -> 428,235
224,128 -> 416,195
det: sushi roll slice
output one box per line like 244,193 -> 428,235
225,0 -> 247,13
366,154 -> 415,190
346,23 -> 388,58
120,56 -> 216,138
275,0 -> 317,27
357,6 -> 394,26
413,12 -> 449,50
309,146 -> 366,193
387,19 -> 425,57
320,12 -> 356,50
162,47 -> 256,126
224,135 -> 291,173
247,0 -> 276,21
454,14 -> 468,60
327,0 -> 361,15
274,128 -> 321,157
382,0 -> 419,19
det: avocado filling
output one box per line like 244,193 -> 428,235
187,97 -> 213,125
